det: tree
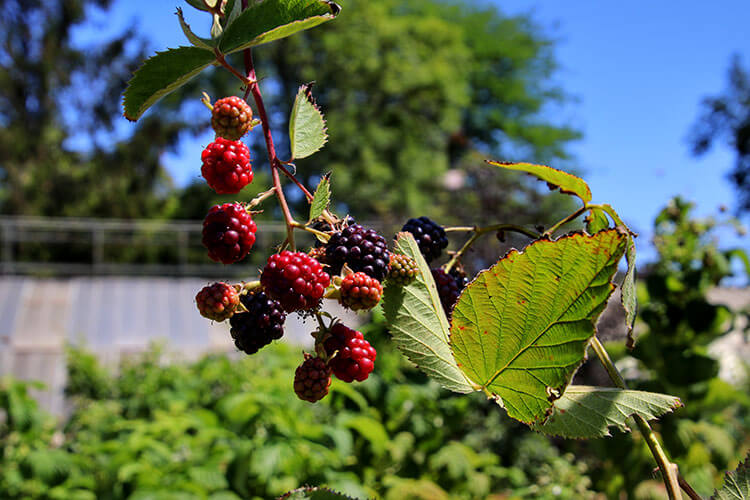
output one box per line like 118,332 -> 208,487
690,55 -> 750,215
250,0 -> 580,228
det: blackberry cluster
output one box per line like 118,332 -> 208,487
311,216 -> 355,247
402,217 -> 448,262
324,323 -> 377,382
229,291 -> 286,354
324,224 -> 390,281
339,272 -> 383,311
386,253 -> 419,286
293,355 -> 332,403
195,282 -> 239,322
261,251 -> 331,312
431,268 -> 464,318
202,203 -> 257,264
211,96 -> 254,141
201,137 -> 253,194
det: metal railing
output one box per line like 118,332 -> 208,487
0,216 -> 289,277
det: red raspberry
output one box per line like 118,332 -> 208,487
324,323 -> 376,382
202,203 -> 257,264
294,354 -> 332,403
260,251 -> 331,312
201,138 -> 253,194
211,96 -> 254,140
195,282 -> 239,322
339,272 -> 383,311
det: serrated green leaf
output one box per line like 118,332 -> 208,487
382,233 -> 475,394
290,83 -> 328,159
308,174 -> 331,222
535,386 -> 682,438
585,208 -> 610,234
219,0 -> 340,55
278,486 -> 359,500
622,236 -> 638,349
713,454 -> 750,500
450,230 -> 627,424
123,46 -> 216,121
176,8 -> 215,49
487,160 -> 592,203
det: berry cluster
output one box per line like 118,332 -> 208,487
229,291 -> 286,354
211,96 -> 254,141
195,282 -> 239,322
431,268 -> 464,318
202,203 -> 257,264
402,216 -> 448,262
201,137 -> 253,194
387,253 -> 419,286
293,355 -> 332,403
261,251 -> 331,312
324,224 -> 390,281
324,323 -> 377,383
339,272 -> 383,311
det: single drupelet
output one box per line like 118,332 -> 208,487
386,253 -> 419,286
323,224 -> 390,281
229,291 -> 286,354
324,323 -> 377,383
402,216 -> 448,262
195,282 -> 239,322
211,96 -> 254,141
339,271 -> 383,311
261,251 -> 331,312
293,354 -> 332,403
201,137 -> 253,194
202,203 -> 257,264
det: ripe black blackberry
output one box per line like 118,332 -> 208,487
293,354 -> 332,402
431,268 -> 462,318
229,291 -> 286,354
311,216 -> 355,247
324,224 -> 390,281
402,216 -> 448,262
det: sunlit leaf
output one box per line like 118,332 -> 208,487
176,7 -> 215,49
123,46 -> 216,121
290,83 -> 328,159
382,233 -> 475,394
450,230 -> 627,424
219,0 -> 340,55
487,160 -> 592,203
712,454 -> 750,500
585,208 -> 610,234
622,235 -> 638,349
535,386 -> 682,438
308,173 -> 331,222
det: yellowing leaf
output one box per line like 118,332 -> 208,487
487,160 -> 592,203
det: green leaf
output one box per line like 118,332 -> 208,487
123,46 -> 216,121
382,233 -> 475,394
186,0 -> 211,11
218,0 -> 341,55
585,208 -> 610,234
308,173 -> 331,222
176,8 -> 215,49
713,454 -> 750,500
450,229 -> 627,424
535,386 -> 682,438
622,235 -> 638,349
290,83 -> 328,159
224,0 -> 242,28
487,160 -> 592,204
278,486 -> 359,500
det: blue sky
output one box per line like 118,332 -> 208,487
81,1 -> 748,259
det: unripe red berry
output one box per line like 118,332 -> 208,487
324,323 -> 376,383
260,251 -> 331,312
211,96 -> 254,140
195,282 -> 239,322
294,355 -> 332,403
202,203 -> 257,264
339,272 -> 383,311
201,137 -> 253,194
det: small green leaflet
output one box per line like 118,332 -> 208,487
486,160 -> 592,204
122,46 -> 216,121
308,174 -> 331,222
176,8 -> 215,49
585,208 -> 610,234
382,233 -> 475,394
535,386 -> 682,439
450,229 -> 627,424
278,486 -> 359,500
712,454 -> 750,500
290,83 -> 328,159
219,0 -> 341,55
622,235 -> 638,349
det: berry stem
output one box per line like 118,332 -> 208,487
443,223 -> 541,273
246,187 -> 277,209
590,336 -> 685,499
543,205 -> 588,237
291,221 -> 331,241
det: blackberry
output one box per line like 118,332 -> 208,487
202,203 -> 257,264
195,282 -> 240,322
402,216 -> 448,262
201,137 -> 253,194
324,224 -> 390,281
260,251 -> 331,312
293,354 -> 332,403
339,272 -> 383,311
431,268 -> 463,318
229,291 -> 286,354
311,216 -> 355,247
386,253 -> 419,286
324,323 -> 377,383
211,96 -> 254,141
